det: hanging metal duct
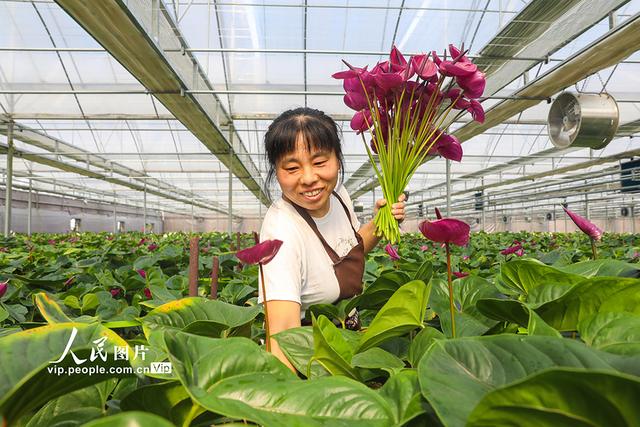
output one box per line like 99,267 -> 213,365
548,92 -> 619,149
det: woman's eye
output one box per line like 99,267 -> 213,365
314,161 -> 326,167
285,167 -> 298,172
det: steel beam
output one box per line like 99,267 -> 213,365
54,0 -> 270,207
345,0 -> 636,198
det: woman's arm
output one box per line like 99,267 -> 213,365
265,300 -> 302,373
358,193 -> 406,254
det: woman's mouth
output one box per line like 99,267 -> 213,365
301,188 -> 323,202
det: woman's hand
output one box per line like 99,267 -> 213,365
373,193 -> 406,223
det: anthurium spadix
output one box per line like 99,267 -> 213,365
562,206 -> 602,259
419,208 -> 470,338
236,239 -> 284,352
333,44 -> 485,243
0,280 -> 7,298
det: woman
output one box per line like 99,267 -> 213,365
258,107 -> 406,371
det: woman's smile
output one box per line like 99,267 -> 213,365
276,136 -> 339,218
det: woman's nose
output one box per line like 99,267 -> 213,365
300,166 -> 318,185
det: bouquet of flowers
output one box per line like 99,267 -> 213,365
333,44 -> 486,243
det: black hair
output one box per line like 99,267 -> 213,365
264,107 -> 345,199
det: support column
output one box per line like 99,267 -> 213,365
4,121 -> 14,237
191,199 -> 195,233
27,177 -> 32,236
481,178 -> 486,231
445,159 -> 451,216
143,183 -> 147,233
228,127 -> 233,234
113,194 -> 117,233
584,190 -> 590,220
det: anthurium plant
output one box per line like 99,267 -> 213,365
1,230 -> 639,426
333,44 -> 485,243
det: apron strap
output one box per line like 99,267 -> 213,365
285,191 -> 360,263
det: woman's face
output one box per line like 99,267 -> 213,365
275,135 -> 340,218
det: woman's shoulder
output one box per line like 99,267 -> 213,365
261,198 -> 306,238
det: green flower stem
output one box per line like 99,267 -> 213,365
259,264 -> 271,352
445,242 -> 456,338
591,239 -> 598,260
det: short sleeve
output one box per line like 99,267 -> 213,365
337,185 -> 362,230
257,209 -> 303,305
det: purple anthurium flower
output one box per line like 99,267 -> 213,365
385,243 -> 400,260
110,288 -> 120,297
48,239 -> 56,245
351,109 -> 372,133
437,133 -> 463,162
144,288 -> 152,299
457,70 -> 486,99
500,244 -> 523,256
331,61 -> 368,80
0,247 -> 7,253
0,280 -> 8,298
236,239 -> 283,354
515,248 -> 525,257
419,218 -> 470,247
137,269 -> 146,279
420,245 -> 429,251
137,238 -> 146,246
563,206 -> 602,259
453,271 -> 469,279
467,99 -> 485,123
462,255 -> 470,261
427,132 -> 463,162
147,243 -> 158,251
236,239 -> 284,265
419,209 -> 470,338
410,54 -> 437,81
64,276 -> 76,287
344,91 -> 369,111
562,207 -> 602,241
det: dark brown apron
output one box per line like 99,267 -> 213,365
286,191 -> 365,300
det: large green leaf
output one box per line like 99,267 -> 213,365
378,370 -> 428,426
357,280 -> 431,352
141,297 -> 261,341
500,259 -> 582,297
312,315 -> 359,379
536,277 -> 640,331
578,312 -> 640,355
272,327 -> 329,378
25,380 -> 116,427
407,327 -> 444,368
468,369 -> 640,427
34,292 -> 72,323
412,260 -> 433,284
430,276 -> 501,337
0,322 -> 141,425
193,372 -> 395,427
351,347 -> 404,375
558,259 -> 640,278
120,380 -> 207,426
349,271 -> 411,311
476,298 -> 561,337
418,335 -> 639,427
81,411 -> 175,427
163,330 -> 295,396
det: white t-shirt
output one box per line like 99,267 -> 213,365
257,184 -> 362,313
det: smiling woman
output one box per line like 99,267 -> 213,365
258,107 -> 406,370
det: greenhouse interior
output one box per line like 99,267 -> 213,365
1,0 -> 640,426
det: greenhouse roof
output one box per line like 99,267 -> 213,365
1,0 -> 639,224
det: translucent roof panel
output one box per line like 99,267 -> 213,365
1,0 -> 639,223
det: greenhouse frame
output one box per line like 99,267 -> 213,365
1,1 -> 640,426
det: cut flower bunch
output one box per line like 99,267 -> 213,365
333,44 -> 486,243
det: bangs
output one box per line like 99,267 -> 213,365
266,115 -> 341,165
